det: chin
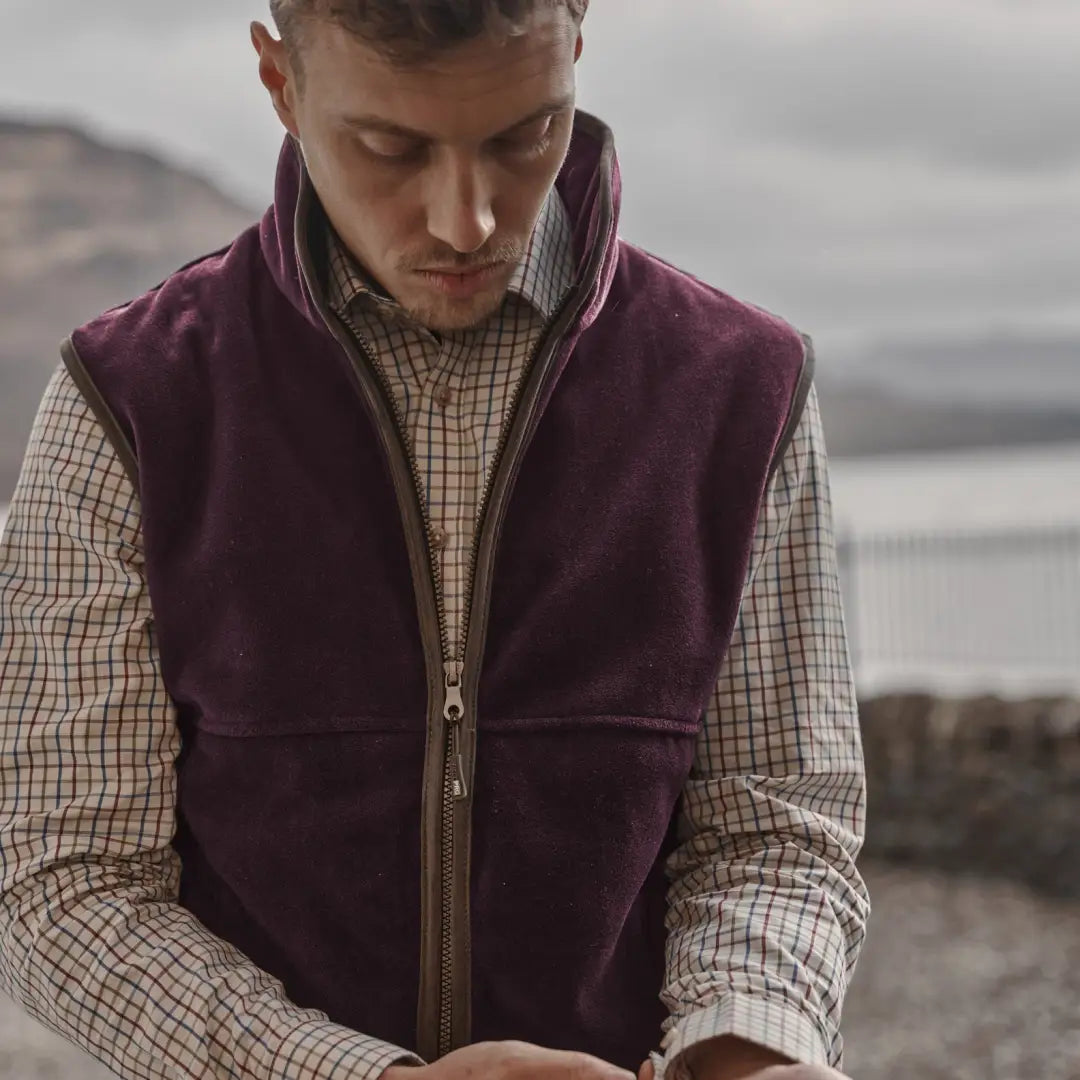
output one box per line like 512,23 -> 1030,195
404,286 -> 508,334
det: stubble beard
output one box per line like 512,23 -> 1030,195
395,238 -> 525,333
397,267 -> 517,334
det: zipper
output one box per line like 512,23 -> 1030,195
347,262 -> 592,1062
456,304 -> 565,658
350,327 -> 475,1058
362,339 -> 454,663
439,660 -> 465,1055
312,287 -> 481,1060
364,336 -> 468,1058
430,303 -> 576,1057
291,139 -> 615,1063
431,278 -> 603,1058
291,171 -> 451,1063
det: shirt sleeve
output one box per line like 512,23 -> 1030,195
654,380 -> 871,1078
0,365 -> 425,1080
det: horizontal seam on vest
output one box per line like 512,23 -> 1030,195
479,714 -> 701,734
193,718 -> 422,738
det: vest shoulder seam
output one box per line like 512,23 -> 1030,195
60,336 -> 140,494
766,331 -> 816,488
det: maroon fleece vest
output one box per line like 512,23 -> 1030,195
63,112 -> 813,1070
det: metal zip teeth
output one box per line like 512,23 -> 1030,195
354,340 -> 458,1052
436,288 -> 574,1052
456,286 -> 574,654
356,341 -> 453,662
353,293 -> 572,1058
438,751 -> 455,1054
293,198 -> 479,1062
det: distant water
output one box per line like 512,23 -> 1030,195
3,443 -> 1078,697
829,442 -> 1080,698
828,440 -> 1080,535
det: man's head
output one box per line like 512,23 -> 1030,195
252,1 -> 587,332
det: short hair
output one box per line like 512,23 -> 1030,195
270,0 -> 588,74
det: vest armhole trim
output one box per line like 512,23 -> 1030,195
765,331 -> 816,489
60,336 -> 140,495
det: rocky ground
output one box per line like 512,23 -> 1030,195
841,862 -> 1080,1079
2,860 -> 1078,1079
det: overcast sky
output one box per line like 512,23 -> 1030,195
4,0 -> 1079,363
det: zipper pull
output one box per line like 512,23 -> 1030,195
444,661 -> 468,800
443,661 -> 464,720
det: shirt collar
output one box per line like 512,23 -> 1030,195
325,187 -> 575,324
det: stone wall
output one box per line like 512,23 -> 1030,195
859,693 -> 1080,898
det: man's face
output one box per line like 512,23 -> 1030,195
255,8 -> 581,332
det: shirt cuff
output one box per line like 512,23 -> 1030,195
273,1019 -> 425,1080
653,997 -> 833,1080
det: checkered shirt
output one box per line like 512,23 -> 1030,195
0,188 -> 869,1079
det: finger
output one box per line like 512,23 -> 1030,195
749,1067 -> 849,1080
556,1050 -> 636,1080
637,1060 -> 655,1080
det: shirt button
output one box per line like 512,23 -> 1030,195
434,385 -> 454,409
431,527 -> 450,551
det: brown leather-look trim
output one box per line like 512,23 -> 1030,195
766,331 -> 816,488
60,337 -> 139,492
288,157 -> 447,1063
447,107 -> 618,1056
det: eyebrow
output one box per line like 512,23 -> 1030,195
339,94 -> 575,143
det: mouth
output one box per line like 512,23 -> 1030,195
413,262 -> 508,299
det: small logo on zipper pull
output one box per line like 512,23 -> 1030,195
451,721 -> 468,800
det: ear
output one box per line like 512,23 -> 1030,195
574,31 -> 584,62
251,20 -> 301,139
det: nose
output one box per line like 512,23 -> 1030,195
425,155 -> 496,255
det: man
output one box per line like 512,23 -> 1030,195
0,2 -> 869,1079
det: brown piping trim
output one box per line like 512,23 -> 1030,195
766,331 -> 816,489
289,158 -> 447,1062
448,109 -> 618,1054
60,337 -> 139,493
570,107 -> 611,143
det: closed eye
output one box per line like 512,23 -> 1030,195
491,116 -> 556,158
347,109 -> 563,165
358,133 -> 428,163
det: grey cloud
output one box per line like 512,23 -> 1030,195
568,1 -> 1080,351
612,144 -> 1080,348
9,0 -> 263,36
581,2 -> 1080,173
732,27 -> 1080,173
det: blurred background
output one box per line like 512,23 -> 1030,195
1,1 -> 1078,1077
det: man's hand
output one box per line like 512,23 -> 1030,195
636,1053 -> 849,1080
382,1041 -> 637,1080
717,1070 -> 849,1080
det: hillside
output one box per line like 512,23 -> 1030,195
816,376 -> 1080,459
0,117 -> 257,498
826,334 -> 1080,410
817,330 -> 1080,456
